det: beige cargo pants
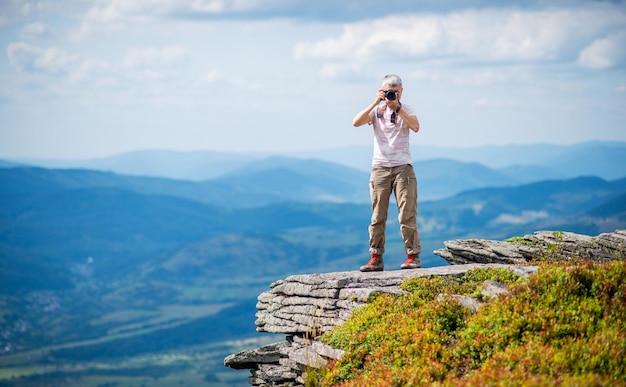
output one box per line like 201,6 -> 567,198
368,164 -> 421,256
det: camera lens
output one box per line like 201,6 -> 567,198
385,90 -> 396,101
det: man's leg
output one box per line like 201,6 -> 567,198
361,167 -> 392,271
394,165 -> 421,268
369,167 -> 392,256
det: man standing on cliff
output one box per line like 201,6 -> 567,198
352,74 -> 422,272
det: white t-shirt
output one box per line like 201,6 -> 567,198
368,102 -> 415,167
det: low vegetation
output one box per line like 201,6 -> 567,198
310,260 -> 625,386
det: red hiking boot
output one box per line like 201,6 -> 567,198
360,254 -> 384,272
401,254 -> 421,269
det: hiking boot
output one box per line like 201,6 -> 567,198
360,254 -> 384,272
401,254 -> 421,269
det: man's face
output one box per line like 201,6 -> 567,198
383,84 -> 403,100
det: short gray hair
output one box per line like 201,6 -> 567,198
381,74 -> 402,87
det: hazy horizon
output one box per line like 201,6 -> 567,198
4,139 -> 626,163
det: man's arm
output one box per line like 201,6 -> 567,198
398,107 -> 420,133
353,90 -> 385,127
386,100 -> 420,133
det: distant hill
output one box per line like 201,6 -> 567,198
0,166 -> 371,293
422,176 -> 626,238
298,141 -> 626,180
496,164 -> 565,184
586,192 -> 626,217
6,149 -> 270,180
207,156 -> 370,204
546,142 -> 626,180
0,160 -> 23,168
1,166 -> 624,295
414,159 -> 518,199
4,141 -> 625,182
415,141 -> 626,178
0,162 -> 370,207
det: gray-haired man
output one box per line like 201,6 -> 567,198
352,74 -> 422,271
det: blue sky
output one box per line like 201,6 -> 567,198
1,0 -> 625,159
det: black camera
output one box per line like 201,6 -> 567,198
384,89 -> 397,101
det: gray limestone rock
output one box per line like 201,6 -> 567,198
434,230 -> 626,265
437,293 -> 483,313
481,280 -> 510,299
224,341 -> 289,369
254,263 -> 536,335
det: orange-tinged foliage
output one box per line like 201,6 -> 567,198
308,261 -> 626,387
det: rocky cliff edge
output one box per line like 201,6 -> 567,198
224,230 -> 626,387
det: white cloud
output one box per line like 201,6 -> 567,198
473,98 -> 489,107
578,31 -> 626,69
83,0 -> 271,23
121,45 -> 188,69
75,0 -> 284,36
7,42 -> 39,71
7,42 -> 78,73
294,6 -> 626,67
21,3 -> 35,16
190,0 -> 270,13
75,0 -> 177,36
493,211 -> 549,225
21,22 -> 49,37
19,1 -> 58,16
37,47 -> 75,71
84,1 -> 170,24
69,59 -> 112,84
205,69 -> 218,82
318,62 -> 362,79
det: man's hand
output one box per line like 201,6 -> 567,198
386,99 -> 401,111
375,89 -> 386,103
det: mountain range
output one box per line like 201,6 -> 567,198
5,141 -> 626,201
1,156 -> 624,296
8,140 -> 626,175
0,141 -> 625,386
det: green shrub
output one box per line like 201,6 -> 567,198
314,261 -> 625,387
503,236 -> 536,246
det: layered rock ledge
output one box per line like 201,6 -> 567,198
224,230 -> 625,387
434,230 -> 626,265
254,264 -> 537,336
